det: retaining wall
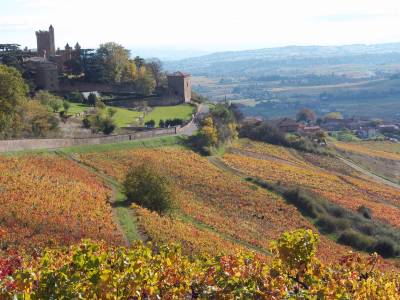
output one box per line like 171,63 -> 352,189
0,127 -> 177,153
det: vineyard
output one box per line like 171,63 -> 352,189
222,140 -> 400,229
0,154 -> 124,248
1,138 -> 400,297
1,230 -> 400,299
334,140 -> 400,161
76,147 -> 349,262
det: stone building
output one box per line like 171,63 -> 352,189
36,25 -> 56,58
167,72 -> 191,103
25,57 -> 59,91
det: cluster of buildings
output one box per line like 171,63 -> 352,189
23,25 -> 82,91
2,25 -> 192,104
245,115 -> 400,141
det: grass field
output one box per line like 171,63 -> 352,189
144,104 -> 195,126
111,107 -> 142,127
65,102 -> 195,127
59,135 -> 186,154
66,103 -> 91,115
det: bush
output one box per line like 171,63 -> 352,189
357,205 -> 372,219
124,163 -> 173,214
67,91 -> 84,103
316,216 -> 337,234
338,230 -> 375,251
283,189 -> 320,219
373,239 -> 397,258
101,117 -> 116,134
145,120 -> 155,128
83,109 -> 116,135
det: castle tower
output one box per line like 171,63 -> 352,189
167,72 -> 192,103
36,25 -> 56,59
48,25 -> 55,56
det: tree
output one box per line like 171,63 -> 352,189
107,107 -> 117,118
199,117 -> 218,147
297,108 -> 316,123
87,93 -> 97,106
67,91 -> 84,103
48,98 -> 63,113
83,108 -> 116,135
64,59 -> 83,75
122,61 -> 138,82
146,58 -> 163,87
97,42 -> 131,83
62,101 -> 71,115
0,65 -> 28,114
124,163 -> 174,214
0,65 -> 28,138
21,101 -> 59,137
135,72 -> 156,96
159,119 -> 165,128
134,56 -> 145,68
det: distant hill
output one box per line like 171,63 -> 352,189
165,43 -> 400,76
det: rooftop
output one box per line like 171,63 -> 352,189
168,71 -> 191,77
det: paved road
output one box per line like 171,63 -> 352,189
179,104 -> 209,136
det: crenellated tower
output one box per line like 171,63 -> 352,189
36,25 -> 56,58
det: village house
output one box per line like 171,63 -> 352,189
299,125 -> 321,134
271,118 -> 300,133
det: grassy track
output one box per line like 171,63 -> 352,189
59,135 -> 186,154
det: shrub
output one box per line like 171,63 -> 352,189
316,216 -> 337,234
124,163 -> 173,214
101,117 -> 116,134
83,108 -> 117,135
338,230 -> 374,251
145,120 -> 155,128
358,224 -> 375,236
373,239 -> 397,258
357,205 -> 372,219
283,189 -> 320,219
67,91 -> 84,103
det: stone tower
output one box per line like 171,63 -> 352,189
36,25 -> 56,59
167,72 -> 192,103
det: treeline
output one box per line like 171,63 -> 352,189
79,43 -> 163,96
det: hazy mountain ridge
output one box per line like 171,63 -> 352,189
165,43 -> 400,76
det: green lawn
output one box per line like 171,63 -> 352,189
66,103 -> 90,115
144,104 -> 195,126
65,102 -> 195,128
112,107 -> 142,127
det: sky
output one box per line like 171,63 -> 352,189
1,0 -> 400,58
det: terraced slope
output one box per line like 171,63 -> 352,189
76,147 -> 349,261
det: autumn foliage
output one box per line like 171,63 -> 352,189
1,230 -> 400,299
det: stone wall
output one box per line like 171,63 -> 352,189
0,127 -> 177,153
